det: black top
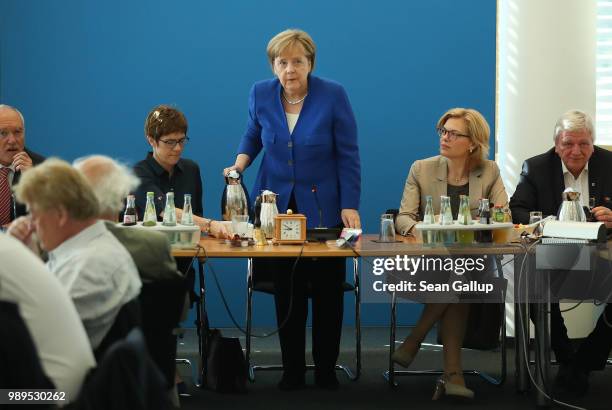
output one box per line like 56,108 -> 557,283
447,183 -> 469,220
133,152 -> 204,220
510,146 -> 612,226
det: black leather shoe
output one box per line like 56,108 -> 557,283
314,370 -> 339,390
278,372 -> 306,391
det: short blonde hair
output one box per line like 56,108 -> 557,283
267,29 -> 316,72
437,108 -> 490,169
14,158 -> 99,220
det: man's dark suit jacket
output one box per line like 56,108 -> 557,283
509,145 -> 612,368
9,148 -> 45,220
510,145 -> 612,224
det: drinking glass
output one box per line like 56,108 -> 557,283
232,215 -> 249,238
529,211 -> 543,235
379,213 -> 396,242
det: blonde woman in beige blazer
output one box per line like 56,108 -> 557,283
392,108 -> 508,401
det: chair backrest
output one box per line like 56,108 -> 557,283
94,298 -> 142,361
139,277 -> 186,388
74,328 -> 171,410
0,301 -> 55,395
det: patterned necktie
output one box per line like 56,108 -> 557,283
0,167 -> 12,226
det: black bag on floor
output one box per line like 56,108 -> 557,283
436,302 -> 504,350
462,302 -> 504,350
204,329 -> 247,394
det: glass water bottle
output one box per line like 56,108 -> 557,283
142,192 -> 158,226
181,194 -> 194,225
456,195 -> 474,244
440,195 -> 455,243
478,198 -> 492,242
162,192 -> 177,226
122,194 -> 137,226
422,195 -> 438,244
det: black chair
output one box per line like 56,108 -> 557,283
139,277 -> 187,389
245,257 -> 361,381
94,297 -> 142,361
71,328 -> 171,410
381,208 -> 508,387
0,301 -> 55,407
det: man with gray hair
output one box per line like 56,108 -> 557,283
0,104 -> 45,226
74,155 -> 185,397
511,109 -> 612,227
73,154 -> 183,282
9,158 -> 142,354
510,109 -> 612,395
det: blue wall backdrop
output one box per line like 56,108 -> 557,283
0,0 -> 496,327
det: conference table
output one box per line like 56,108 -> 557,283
170,233 -> 612,406
173,235 -> 362,380
172,234 -> 526,388
514,240 -> 612,407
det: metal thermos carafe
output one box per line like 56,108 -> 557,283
260,190 -> 279,239
222,170 -> 249,221
557,187 -> 587,222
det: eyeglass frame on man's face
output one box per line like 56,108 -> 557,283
436,127 -> 470,141
158,136 -> 189,148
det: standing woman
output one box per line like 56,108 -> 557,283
393,108 -> 508,401
224,29 -> 361,390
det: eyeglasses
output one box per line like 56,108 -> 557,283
159,137 -> 189,148
436,127 -> 470,141
0,128 -> 24,139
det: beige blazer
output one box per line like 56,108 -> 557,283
395,156 -> 508,235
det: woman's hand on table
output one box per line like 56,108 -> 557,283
341,209 -> 361,229
208,220 -> 231,239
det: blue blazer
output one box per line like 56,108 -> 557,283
237,75 -> 361,228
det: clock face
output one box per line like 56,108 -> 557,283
280,219 -> 302,240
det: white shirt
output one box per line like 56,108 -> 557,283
47,220 -> 142,349
561,161 -> 590,207
286,112 -> 299,135
0,233 -> 96,404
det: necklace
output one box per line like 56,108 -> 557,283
282,92 -> 308,105
452,174 -> 468,184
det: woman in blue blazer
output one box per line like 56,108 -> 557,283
225,29 -> 361,391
